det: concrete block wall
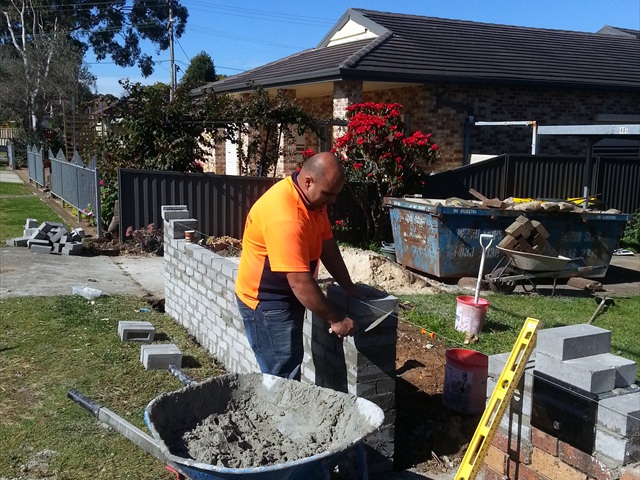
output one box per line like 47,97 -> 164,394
483,324 -> 640,480
162,206 -> 397,474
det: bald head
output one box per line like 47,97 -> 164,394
298,152 -> 345,210
300,152 -> 345,183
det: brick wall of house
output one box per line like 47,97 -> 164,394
197,82 -> 638,177
161,205 -> 398,474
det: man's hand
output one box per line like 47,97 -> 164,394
328,316 -> 357,337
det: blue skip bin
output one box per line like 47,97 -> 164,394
384,197 -> 631,278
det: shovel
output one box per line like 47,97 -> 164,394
588,296 -> 614,324
475,234 -> 494,304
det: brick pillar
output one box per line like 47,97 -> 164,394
276,88 -> 298,177
304,283 -> 397,475
333,80 -> 363,142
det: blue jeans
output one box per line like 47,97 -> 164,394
236,296 -> 305,380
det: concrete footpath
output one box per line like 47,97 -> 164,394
0,247 -> 165,299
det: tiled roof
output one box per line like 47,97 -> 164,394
193,8 -> 640,96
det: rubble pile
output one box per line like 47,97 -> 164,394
445,189 -> 622,214
497,215 -> 559,257
5,218 -> 84,255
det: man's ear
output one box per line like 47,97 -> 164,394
303,175 -> 313,189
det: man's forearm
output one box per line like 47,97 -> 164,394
286,271 -> 343,325
320,238 -> 354,289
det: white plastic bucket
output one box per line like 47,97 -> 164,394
455,295 -> 489,334
442,348 -> 489,414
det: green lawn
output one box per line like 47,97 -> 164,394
0,295 -> 225,479
398,292 -> 640,369
0,189 -> 66,243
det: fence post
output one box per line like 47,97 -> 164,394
8,142 -> 15,169
92,156 -> 102,238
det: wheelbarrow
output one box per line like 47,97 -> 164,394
485,246 -> 574,295
68,368 -> 384,480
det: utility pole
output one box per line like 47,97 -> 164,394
168,0 -> 176,101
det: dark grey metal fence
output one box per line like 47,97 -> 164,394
422,154 -> 640,214
118,169 -> 277,239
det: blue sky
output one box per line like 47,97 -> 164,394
89,0 -> 640,96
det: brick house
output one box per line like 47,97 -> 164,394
192,8 -> 640,176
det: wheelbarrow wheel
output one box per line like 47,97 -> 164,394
489,267 -> 517,294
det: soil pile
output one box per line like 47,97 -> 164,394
319,246 -> 448,295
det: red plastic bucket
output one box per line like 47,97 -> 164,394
442,348 -> 489,414
455,295 -> 489,334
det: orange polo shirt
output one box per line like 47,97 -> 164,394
235,173 -> 333,310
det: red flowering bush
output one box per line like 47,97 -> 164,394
332,102 -> 439,242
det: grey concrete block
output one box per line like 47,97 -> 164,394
598,392 -> 640,437
51,243 -> 63,254
72,227 -> 85,239
25,218 -> 39,228
27,238 -> 51,248
63,242 -> 83,255
29,229 -> 48,240
169,218 -> 197,239
536,351 -> 616,393
37,221 -> 53,233
140,343 -> 182,370
30,244 -> 53,254
161,205 -> 188,221
118,321 -> 156,343
49,227 -> 68,244
6,236 -> 30,247
537,324 -> 611,360
23,228 -> 37,237
595,425 -> 640,465
162,209 -> 190,221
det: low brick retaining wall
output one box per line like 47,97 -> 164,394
162,205 -> 398,474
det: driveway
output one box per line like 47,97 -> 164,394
0,248 -> 164,299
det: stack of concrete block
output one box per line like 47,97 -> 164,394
497,215 -> 558,256
536,324 -> 636,393
117,319 -> 182,371
5,218 -> 84,255
536,324 -> 639,465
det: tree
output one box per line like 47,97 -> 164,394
1,0 -> 188,133
180,51 -> 216,91
332,102 -> 439,243
230,85 -> 324,177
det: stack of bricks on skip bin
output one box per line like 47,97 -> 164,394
497,215 -> 559,257
5,218 -> 84,255
118,320 -> 182,371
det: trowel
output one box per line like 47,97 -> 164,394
329,309 -> 394,335
365,310 -> 394,332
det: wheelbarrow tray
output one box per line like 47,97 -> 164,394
497,246 -> 571,272
144,372 -> 385,480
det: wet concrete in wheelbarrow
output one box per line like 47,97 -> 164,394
147,373 -> 383,469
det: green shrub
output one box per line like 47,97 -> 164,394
620,209 -> 640,253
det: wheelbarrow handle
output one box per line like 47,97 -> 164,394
68,389 -> 171,464
68,389 -> 101,417
168,363 -> 198,386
